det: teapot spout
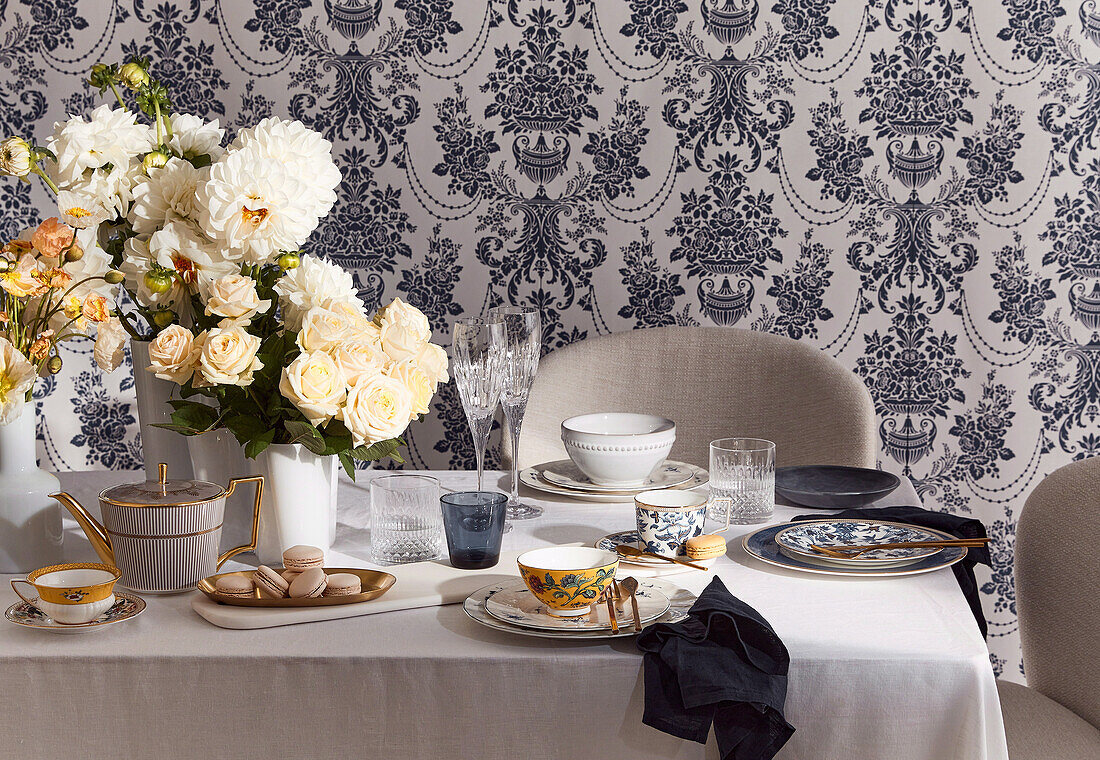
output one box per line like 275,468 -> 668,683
50,492 -> 115,567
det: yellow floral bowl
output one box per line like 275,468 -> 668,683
517,547 -> 619,617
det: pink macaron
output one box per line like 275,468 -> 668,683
254,565 -> 289,599
282,545 -> 324,572
288,567 -> 327,599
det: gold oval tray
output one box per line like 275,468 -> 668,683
197,567 -> 396,607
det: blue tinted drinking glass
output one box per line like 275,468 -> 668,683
441,491 -> 507,569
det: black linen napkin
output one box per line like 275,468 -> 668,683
793,506 -> 992,637
636,576 -> 795,760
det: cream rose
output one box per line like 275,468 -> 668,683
146,324 -> 198,384
339,374 -> 412,446
385,360 -> 434,420
332,341 -> 386,386
193,326 -> 263,387
205,274 -> 271,325
279,350 -> 346,426
376,297 -> 431,336
378,313 -> 430,362
93,316 -> 127,372
414,342 -> 449,389
297,306 -> 351,353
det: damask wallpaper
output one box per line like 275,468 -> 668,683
1,0 -> 1098,679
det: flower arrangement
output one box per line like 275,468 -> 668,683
0,218 -> 125,424
151,255 -> 448,476
0,56 -> 446,469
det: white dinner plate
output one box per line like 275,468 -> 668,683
463,578 -> 695,640
540,460 -> 695,492
483,577 -> 670,631
521,462 -> 709,503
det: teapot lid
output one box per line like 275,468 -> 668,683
99,463 -> 226,507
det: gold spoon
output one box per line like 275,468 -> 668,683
616,545 -> 709,571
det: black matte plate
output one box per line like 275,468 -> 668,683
775,465 -> 901,509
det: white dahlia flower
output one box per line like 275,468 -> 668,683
273,254 -> 359,331
130,158 -> 208,234
55,167 -> 135,228
196,144 -> 315,264
167,114 -> 225,162
230,116 -> 340,220
48,105 -> 154,187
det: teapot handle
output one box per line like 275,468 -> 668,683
216,475 -> 264,568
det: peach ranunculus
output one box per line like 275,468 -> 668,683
279,350 -> 347,426
204,273 -> 271,325
338,373 -> 413,447
147,324 -> 199,384
31,218 -> 76,263
81,294 -> 110,324
193,326 -> 263,387
28,331 -> 54,362
385,359 -> 434,420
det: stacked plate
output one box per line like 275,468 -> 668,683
520,460 -> 708,503
463,577 -> 694,640
742,519 -> 968,578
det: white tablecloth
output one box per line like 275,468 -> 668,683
0,470 -> 1007,760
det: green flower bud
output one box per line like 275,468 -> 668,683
142,150 -> 169,174
152,309 -> 176,328
118,62 -> 150,91
46,356 -> 63,374
276,251 -> 301,271
64,244 -> 84,263
144,270 -> 173,294
104,269 -> 125,284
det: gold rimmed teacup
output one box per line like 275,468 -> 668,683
11,562 -> 121,624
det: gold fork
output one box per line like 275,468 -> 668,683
811,538 -> 989,558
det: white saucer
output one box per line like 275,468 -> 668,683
540,460 -> 695,492
463,578 -> 695,640
521,462 -> 709,503
483,577 -> 670,631
5,592 -> 146,634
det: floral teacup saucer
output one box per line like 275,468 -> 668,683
5,591 -> 145,634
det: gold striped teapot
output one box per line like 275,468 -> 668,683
51,463 -> 263,594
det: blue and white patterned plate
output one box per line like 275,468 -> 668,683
742,523 -> 967,578
5,592 -> 146,635
774,519 -> 943,567
463,578 -> 694,640
483,578 -> 670,631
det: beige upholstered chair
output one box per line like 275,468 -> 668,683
997,456 -> 1100,758
507,326 -> 876,470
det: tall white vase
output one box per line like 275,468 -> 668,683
131,339 -> 193,480
0,409 -> 63,573
187,429 -> 257,551
252,444 -> 338,565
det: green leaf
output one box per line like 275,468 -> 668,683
150,423 -> 201,435
224,414 -> 267,442
244,429 -> 276,459
338,451 -> 356,481
186,153 -> 212,169
168,402 -> 219,432
284,420 -> 326,454
349,437 -> 405,463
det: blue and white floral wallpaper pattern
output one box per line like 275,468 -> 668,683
2,0 -> 1099,679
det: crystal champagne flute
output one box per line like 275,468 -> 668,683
451,316 -> 505,491
488,305 -> 542,520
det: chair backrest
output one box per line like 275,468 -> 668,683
509,326 -> 876,470
1016,455 -> 1100,729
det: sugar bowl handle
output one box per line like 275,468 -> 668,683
216,475 -> 264,568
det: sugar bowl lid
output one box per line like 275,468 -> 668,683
99,463 -> 227,507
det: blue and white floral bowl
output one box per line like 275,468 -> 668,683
634,489 -> 730,557
774,519 -> 944,567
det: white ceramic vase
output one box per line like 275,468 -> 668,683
131,339 -> 193,480
187,429 -> 258,551
252,444 -> 338,565
0,409 -> 64,573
